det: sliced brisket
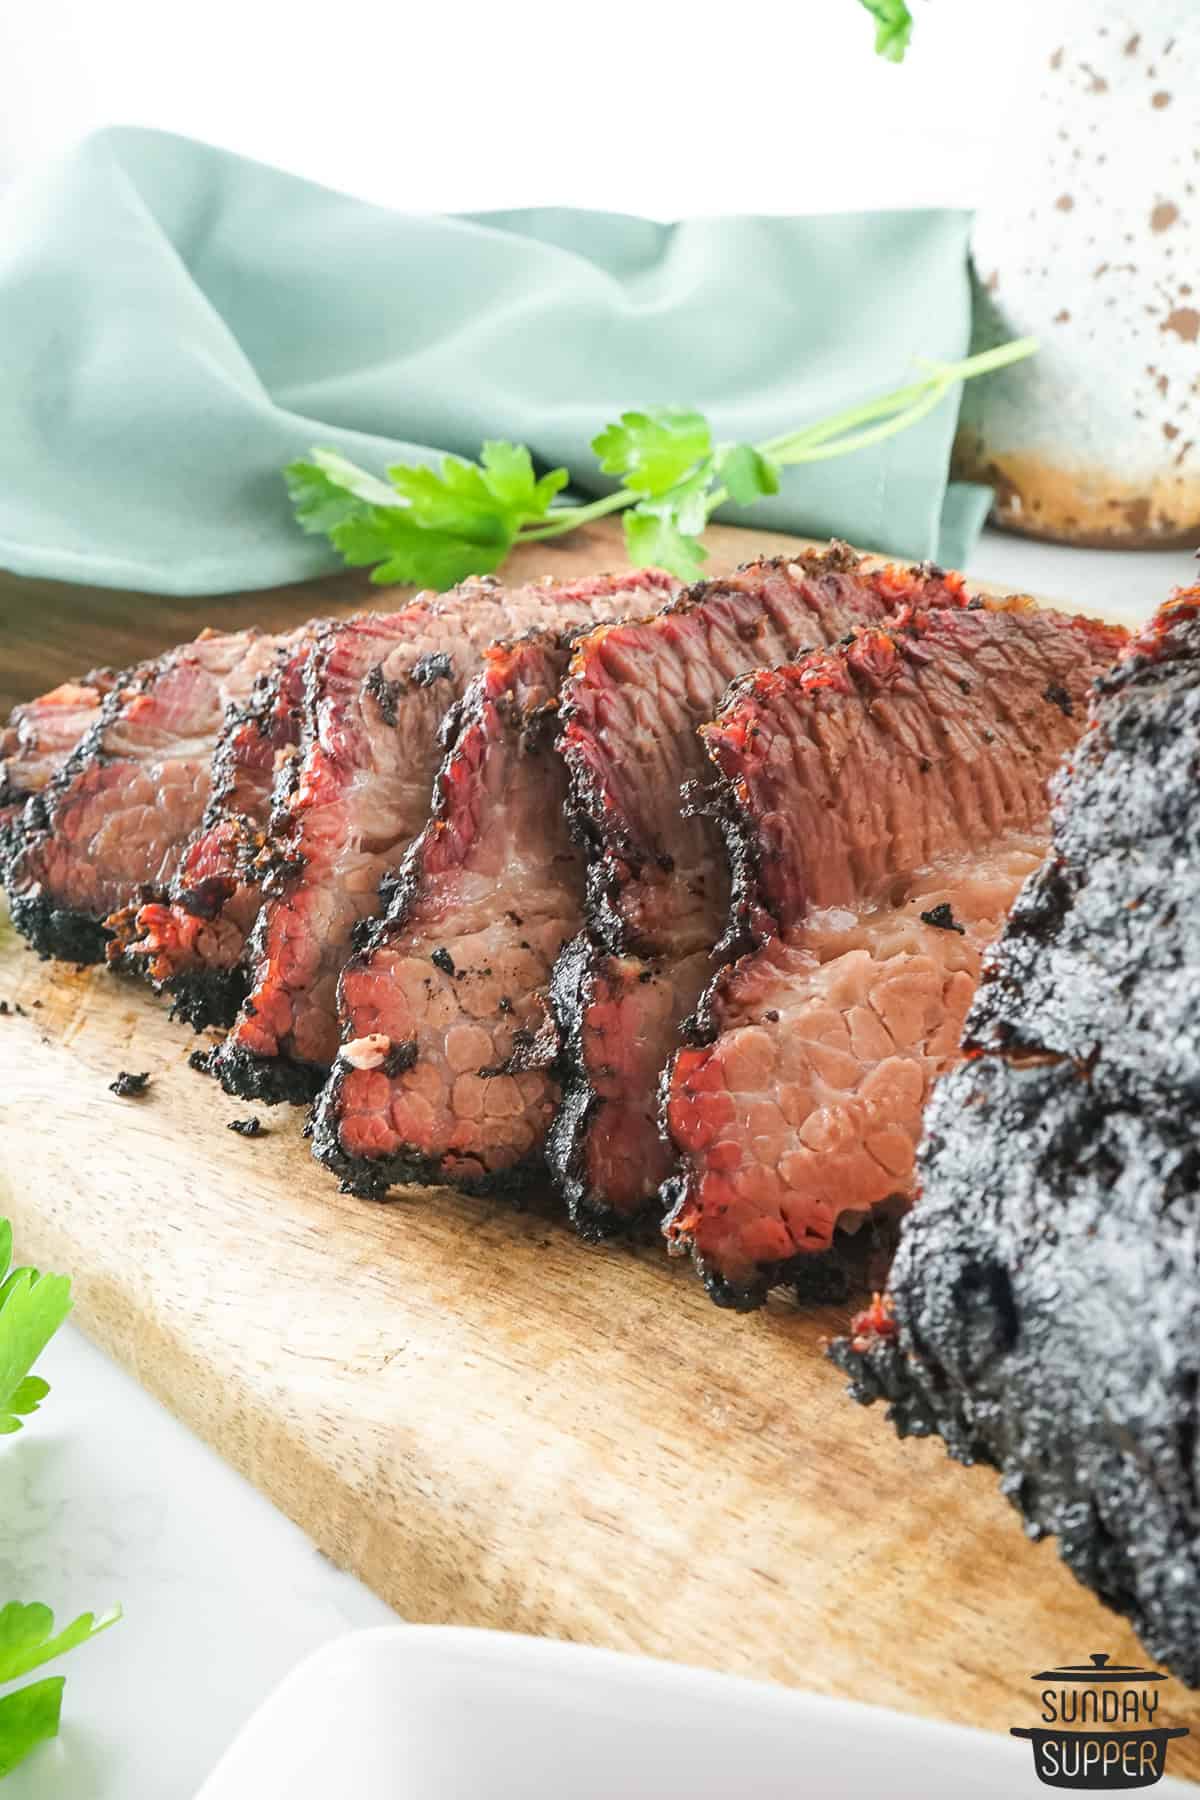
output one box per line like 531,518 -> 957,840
312,630 -> 585,1195
107,629 -> 319,1029
0,671 -> 118,848
548,547 -> 971,1238
6,630 -> 291,964
830,589 -> 1200,1682
662,600 -> 1125,1307
213,570 -> 674,1106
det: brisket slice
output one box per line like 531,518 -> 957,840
829,590 -> 1200,1683
107,629 -> 319,1029
213,570 -> 675,1106
6,630 -> 292,965
311,631 -> 585,1196
547,547 -> 971,1238
661,600 -> 1126,1308
1,670 -> 117,814
1,672 -> 119,858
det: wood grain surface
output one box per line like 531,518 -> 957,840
3,521 -> 1196,1769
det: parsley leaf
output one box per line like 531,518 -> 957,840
0,1603 -> 121,1686
0,1679 -> 63,1780
718,444 -> 781,507
593,409 -> 724,579
386,442 -> 565,534
0,1220 -> 120,1780
0,1605 -> 121,1779
474,441 -> 568,516
287,443 -> 568,589
592,408 -> 712,497
329,508 -> 514,591
624,509 -> 708,585
0,1220 -> 72,1435
297,448 -> 401,511
858,0 -> 913,61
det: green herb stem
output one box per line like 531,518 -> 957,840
514,486 -> 635,543
773,377 -> 949,468
760,336 -> 1039,463
512,334 -> 1037,546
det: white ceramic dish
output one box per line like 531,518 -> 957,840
197,1624 -> 1195,1799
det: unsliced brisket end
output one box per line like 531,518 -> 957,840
548,547 -> 972,1236
6,631 -> 290,964
107,630 -> 318,1029
214,570 -> 675,1107
312,631 -> 584,1196
662,600 -> 1126,1308
830,590 -> 1200,1682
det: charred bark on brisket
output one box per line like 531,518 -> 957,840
108,1069 -> 151,1097
830,590 -> 1200,1682
6,885 -> 114,966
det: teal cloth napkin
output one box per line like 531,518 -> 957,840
0,127 -> 991,596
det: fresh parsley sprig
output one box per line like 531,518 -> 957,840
0,1215 -> 121,1781
0,1218 -> 70,1435
287,442 -> 568,592
0,1605 -> 121,1780
286,336 -> 1037,588
859,0 -> 914,61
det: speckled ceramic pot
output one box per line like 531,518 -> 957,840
955,2 -> 1199,547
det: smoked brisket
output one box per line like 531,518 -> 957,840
108,629 -> 319,1029
1,671 -> 117,828
662,600 -> 1125,1307
312,631 -> 586,1195
830,589 -> 1200,1681
6,630 -> 291,965
548,548 -> 970,1238
213,571 -> 674,1105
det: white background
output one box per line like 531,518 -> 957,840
0,0 -> 1035,215
0,3 -> 1195,1796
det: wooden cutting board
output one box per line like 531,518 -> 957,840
3,520 -> 1197,1771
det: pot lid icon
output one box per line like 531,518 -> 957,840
1031,1652 -> 1167,1685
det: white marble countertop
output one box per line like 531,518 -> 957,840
3,1327 -> 395,1800
4,529 -> 1196,1800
